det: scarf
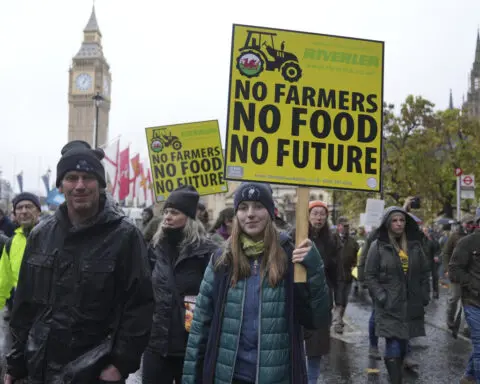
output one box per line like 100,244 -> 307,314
240,234 -> 264,258
389,232 -> 408,273
398,249 -> 409,273
164,227 -> 184,246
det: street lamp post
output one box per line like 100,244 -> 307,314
92,91 -> 104,148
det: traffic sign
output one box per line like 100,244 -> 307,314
455,168 -> 463,177
461,174 -> 475,189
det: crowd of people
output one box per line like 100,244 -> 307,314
0,140 -> 478,384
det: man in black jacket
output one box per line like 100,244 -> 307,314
5,141 -> 154,384
449,216 -> 480,383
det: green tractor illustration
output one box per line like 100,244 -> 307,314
236,30 -> 303,82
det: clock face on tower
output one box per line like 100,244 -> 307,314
75,73 -> 92,91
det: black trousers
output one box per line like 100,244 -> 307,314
142,350 -> 184,384
432,262 -> 439,294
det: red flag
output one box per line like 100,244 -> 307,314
119,147 -> 130,200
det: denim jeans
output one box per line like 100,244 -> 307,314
466,355 -> 475,378
463,305 -> 480,381
369,309 -> 378,348
307,356 -> 321,384
384,338 -> 408,359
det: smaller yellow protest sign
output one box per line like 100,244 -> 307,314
145,120 -> 228,202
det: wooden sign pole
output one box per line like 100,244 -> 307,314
294,187 -> 310,283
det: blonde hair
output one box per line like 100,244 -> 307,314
152,217 -> 206,248
388,231 -> 408,253
215,217 -> 287,287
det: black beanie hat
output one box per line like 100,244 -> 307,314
56,140 -> 106,188
13,192 -> 41,212
164,185 -> 199,219
233,182 -> 275,219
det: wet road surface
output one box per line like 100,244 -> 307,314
320,283 -> 472,383
0,282 -> 472,383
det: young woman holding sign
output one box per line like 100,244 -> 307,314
182,182 -> 330,384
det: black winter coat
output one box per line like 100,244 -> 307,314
6,195 -> 154,383
449,231 -> 480,308
423,236 -> 440,269
290,225 -> 339,357
365,207 -> 430,341
148,236 -> 219,356
0,216 -> 15,237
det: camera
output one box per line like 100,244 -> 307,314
410,197 -> 421,209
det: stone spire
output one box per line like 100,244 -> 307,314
449,89 -> 454,110
475,29 -> 480,64
84,6 -> 101,35
75,6 -> 104,59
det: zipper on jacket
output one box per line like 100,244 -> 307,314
209,270 -> 230,383
255,278 -> 263,384
229,281 -> 247,384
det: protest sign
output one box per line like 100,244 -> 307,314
146,120 -> 228,201
224,24 -> 384,192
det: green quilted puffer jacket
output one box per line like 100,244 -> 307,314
183,241 -> 329,384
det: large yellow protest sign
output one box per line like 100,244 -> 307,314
145,120 -> 228,202
224,24 -> 384,192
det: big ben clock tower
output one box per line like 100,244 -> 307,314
68,6 -> 111,147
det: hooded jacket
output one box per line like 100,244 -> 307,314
6,194 -> 154,383
365,206 -> 430,340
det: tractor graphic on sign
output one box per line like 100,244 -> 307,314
150,128 -> 183,153
236,30 -> 302,83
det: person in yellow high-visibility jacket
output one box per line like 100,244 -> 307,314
0,192 -> 40,314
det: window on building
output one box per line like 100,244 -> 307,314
475,77 -> 479,90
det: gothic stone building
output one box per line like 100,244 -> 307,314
464,32 -> 480,118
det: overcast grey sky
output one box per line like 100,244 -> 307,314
1,0 -> 479,194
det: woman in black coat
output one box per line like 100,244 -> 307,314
144,186 -> 219,384
365,207 -> 430,383
291,200 -> 339,384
